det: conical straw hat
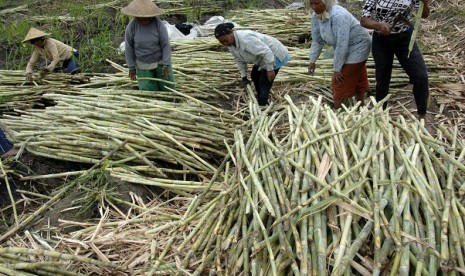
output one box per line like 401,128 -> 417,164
121,0 -> 164,17
22,27 -> 50,43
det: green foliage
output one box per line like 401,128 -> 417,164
0,1 -> 128,71
71,162 -> 122,216
0,0 -> 273,71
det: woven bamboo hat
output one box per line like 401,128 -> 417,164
22,27 -> 50,43
121,0 -> 164,17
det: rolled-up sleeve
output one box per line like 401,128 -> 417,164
309,16 -> 324,63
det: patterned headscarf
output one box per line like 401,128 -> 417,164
317,0 -> 339,20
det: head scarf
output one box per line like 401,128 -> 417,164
214,23 -> 235,38
317,0 -> 338,20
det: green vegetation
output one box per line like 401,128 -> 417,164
0,1 -> 129,72
0,0 -> 279,73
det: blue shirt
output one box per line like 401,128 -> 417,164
309,5 -> 371,72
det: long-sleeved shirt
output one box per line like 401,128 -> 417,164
26,38 -> 74,74
228,30 -> 290,78
362,0 -> 420,34
124,18 -> 171,70
309,5 -> 371,72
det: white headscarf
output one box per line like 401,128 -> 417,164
317,0 -> 339,20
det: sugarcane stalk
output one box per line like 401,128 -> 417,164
408,2 -> 424,58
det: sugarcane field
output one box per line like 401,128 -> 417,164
1,0 -> 465,274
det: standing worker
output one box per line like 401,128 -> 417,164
361,0 -> 431,120
122,0 -> 175,91
214,23 -> 290,106
23,27 -> 80,81
308,0 -> 372,108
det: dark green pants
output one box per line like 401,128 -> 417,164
136,65 -> 175,91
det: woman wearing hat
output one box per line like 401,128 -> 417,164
308,0 -> 371,108
23,27 -> 80,81
122,0 -> 175,91
214,23 -> 290,106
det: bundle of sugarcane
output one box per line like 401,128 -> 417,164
0,89 -> 243,183
149,94 -> 465,275
0,69 -> 91,86
228,9 -> 311,46
171,37 -> 222,53
0,86 -> 44,113
284,47 -> 455,86
0,246 -> 123,275
2,95 -> 464,275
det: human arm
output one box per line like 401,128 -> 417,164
360,17 -> 391,35
235,59 -> 248,79
44,40 -> 61,72
158,19 -> 172,68
308,16 -> 325,74
360,0 -> 391,35
419,0 -> 430,18
332,11 -> 352,73
308,63 -> 316,75
25,49 -> 40,76
124,21 -> 136,72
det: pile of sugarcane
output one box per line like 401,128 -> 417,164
2,94 -> 464,275
0,89 -> 243,189
228,9 -> 311,46
149,92 -> 465,275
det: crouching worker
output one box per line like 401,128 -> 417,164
22,28 -> 80,81
214,23 -> 290,106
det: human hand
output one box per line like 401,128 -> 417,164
308,63 -> 316,75
129,69 -> 137,81
162,66 -> 169,79
333,71 -> 345,85
376,22 -> 391,36
40,68 -> 49,78
26,73 -> 33,81
241,77 -> 251,87
267,70 -> 276,82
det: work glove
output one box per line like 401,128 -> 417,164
40,68 -> 50,78
26,73 -> 33,81
241,77 -> 251,87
